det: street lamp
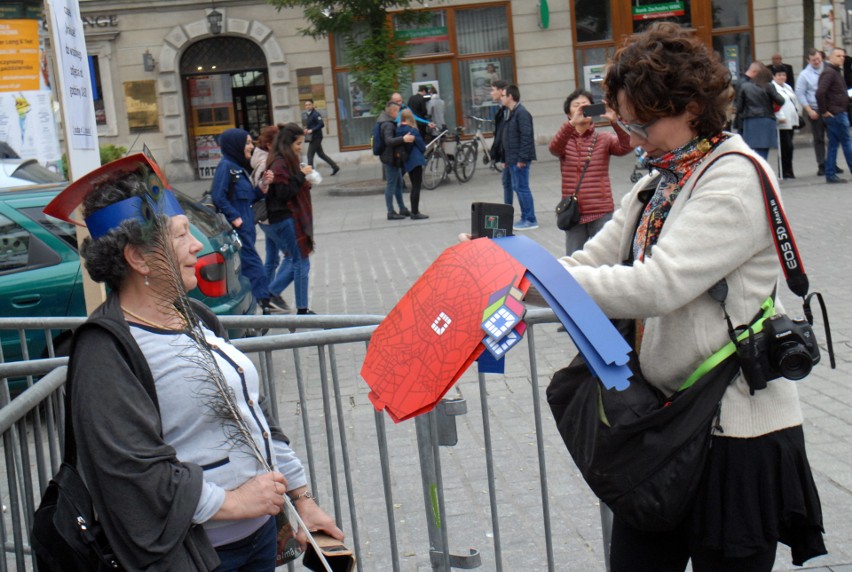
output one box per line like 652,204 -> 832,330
207,7 -> 223,35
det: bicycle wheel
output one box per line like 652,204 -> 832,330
454,143 -> 477,182
423,149 -> 449,190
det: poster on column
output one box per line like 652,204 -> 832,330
0,91 -> 62,165
47,0 -> 98,150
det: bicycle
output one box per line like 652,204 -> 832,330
454,115 -> 503,183
422,127 -> 455,190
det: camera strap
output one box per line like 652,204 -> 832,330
702,151 -> 808,297
700,151 -> 835,373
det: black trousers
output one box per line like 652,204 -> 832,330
807,114 -> 826,168
307,137 -> 338,170
609,517 -> 777,572
408,166 -> 423,214
779,129 -> 795,176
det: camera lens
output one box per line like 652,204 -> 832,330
775,342 -> 813,380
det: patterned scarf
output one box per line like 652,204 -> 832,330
632,132 -> 729,262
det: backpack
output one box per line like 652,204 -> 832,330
372,121 -> 393,156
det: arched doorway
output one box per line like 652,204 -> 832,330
180,36 -> 270,178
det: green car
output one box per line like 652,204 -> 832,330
0,171 -> 256,368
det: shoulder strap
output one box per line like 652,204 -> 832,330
700,151 -> 809,298
573,133 -> 598,199
63,319 -> 161,465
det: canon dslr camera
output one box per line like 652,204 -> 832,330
736,314 -> 821,393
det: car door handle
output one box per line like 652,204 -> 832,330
12,294 -> 41,308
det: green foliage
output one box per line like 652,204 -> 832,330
60,144 -> 128,178
266,0 -> 428,112
99,144 -> 127,165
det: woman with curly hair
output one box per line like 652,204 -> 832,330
556,22 -> 824,571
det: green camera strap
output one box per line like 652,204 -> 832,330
679,297 -> 776,391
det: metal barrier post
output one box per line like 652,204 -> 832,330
600,503 -> 613,572
416,401 -> 481,570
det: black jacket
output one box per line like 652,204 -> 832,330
736,79 -> 784,120
502,103 -> 536,165
816,62 -> 850,115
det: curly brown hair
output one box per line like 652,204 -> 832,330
603,22 -> 734,137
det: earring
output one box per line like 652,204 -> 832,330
144,275 -> 149,287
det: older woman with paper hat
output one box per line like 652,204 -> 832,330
39,154 -> 342,570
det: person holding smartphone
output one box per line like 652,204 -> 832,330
548,89 -> 632,254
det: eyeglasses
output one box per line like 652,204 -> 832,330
616,117 -> 659,140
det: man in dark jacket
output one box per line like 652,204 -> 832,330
407,85 -> 431,140
303,99 -> 340,175
490,80 -> 509,202
500,84 -> 538,230
377,101 -> 414,219
815,47 -> 852,183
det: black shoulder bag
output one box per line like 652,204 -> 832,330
546,151 -> 835,532
555,133 -> 597,231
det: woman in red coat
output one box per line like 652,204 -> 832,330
549,89 -> 633,254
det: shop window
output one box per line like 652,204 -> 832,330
573,0 -> 612,43
456,6 -> 510,55
713,32 -> 752,82
332,3 -> 514,149
86,42 -> 118,137
711,0 -> 750,29
458,57 -> 513,130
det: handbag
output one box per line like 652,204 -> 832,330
555,133 -> 597,231
31,380 -> 124,570
252,197 -> 269,224
546,318 -> 743,532
31,463 -> 122,571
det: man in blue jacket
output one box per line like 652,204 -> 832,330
500,84 -> 538,230
304,99 -> 340,175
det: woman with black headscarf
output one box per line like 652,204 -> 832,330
211,127 -> 277,313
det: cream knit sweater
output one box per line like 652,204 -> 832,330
559,135 -> 803,438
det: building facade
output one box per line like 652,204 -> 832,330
6,0 -> 839,181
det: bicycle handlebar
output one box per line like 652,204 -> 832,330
465,115 -> 494,125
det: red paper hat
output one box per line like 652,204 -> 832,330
44,152 -> 171,227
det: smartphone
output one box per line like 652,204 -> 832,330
471,202 -> 514,239
582,102 -> 607,117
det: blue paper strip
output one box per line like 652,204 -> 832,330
493,236 -> 632,391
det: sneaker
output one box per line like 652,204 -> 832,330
817,166 -> 825,177
297,308 -> 317,315
410,212 -> 429,220
837,166 -> 845,174
398,207 -> 411,217
269,294 -> 290,312
387,212 -> 405,220
826,177 -> 848,183
331,166 -> 340,176
259,298 -> 286,314
514,219 -> 539,231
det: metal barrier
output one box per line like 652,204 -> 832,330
0,312 -> 611,571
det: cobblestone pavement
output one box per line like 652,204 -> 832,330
180,137 -> 851,571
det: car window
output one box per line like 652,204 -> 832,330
173,190 -> 229,236
20,207 -> 79,250
9,161 -> 65,185
0,213 -> 31,273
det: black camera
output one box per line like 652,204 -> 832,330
735,314 -> 821,393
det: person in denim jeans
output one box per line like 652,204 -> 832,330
265,123 -> 317,314
377,101 -> 414,219
500,84 -> 538,230
815,47 -> 852,183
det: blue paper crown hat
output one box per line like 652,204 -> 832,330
43,153 -> 184,240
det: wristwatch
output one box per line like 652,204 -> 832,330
289,490 -> 316,503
